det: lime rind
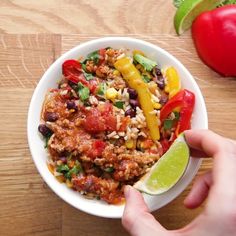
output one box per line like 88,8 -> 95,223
134,133 -> 190,195
174,0 -> 222,35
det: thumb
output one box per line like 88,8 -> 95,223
122,186 -> 169,236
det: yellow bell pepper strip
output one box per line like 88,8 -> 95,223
114,57 -> 160,141
164,67 -> 181,98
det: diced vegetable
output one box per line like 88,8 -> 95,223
86,48 -> 106,65
77,82 -> 90,101
125,139 -> 135,149
142,75 -> 151,83
160,89 -> 195,136
105,88 -> 118,101
104,167 -> 114,173
114,57 -> 160,141
83,71 -> 94,81
97,82 -> 107,95
164,119 -> 173,130
134,54 -> 157,71
114,101 -> 124,109
87,50 -> 100,64
57,164 -> 70,173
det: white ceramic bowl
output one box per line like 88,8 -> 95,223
28,37 -> 208,218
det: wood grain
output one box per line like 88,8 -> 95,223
0,0 -> 176,34
0,1 -> 236,235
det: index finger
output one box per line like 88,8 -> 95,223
184,129 -> 236,197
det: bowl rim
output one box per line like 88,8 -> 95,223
27,36 -> 208,218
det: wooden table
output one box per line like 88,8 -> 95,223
0,1 -> 236,235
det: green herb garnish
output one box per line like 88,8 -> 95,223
142,75 -> 151,83
164,119 -> 173,130
114,101 -> 124,109
87,50 -> 100,64
82,63 -> 87,71
97,82 -> 107,95
134,54 -> 157,71
83,71 -> 94,81
104,167 -> 114,173
174,111 -> 180,120
56,164 -> 70,173
65,161 -> 83,179
44,133 -> 53,148
77,82 -> 90,101
164,112 -> 180,130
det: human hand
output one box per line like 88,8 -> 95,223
122,130 -> 236,236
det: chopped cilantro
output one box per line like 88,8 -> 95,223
164,119 -> 173,130
56,164 -> 70,173
87,50 -> 100,64
77,82 -> 90,101
133,54 -> 157,72
142,75 -> 151,83
174,111 -> 180,120
97,82 -> 107,95
104,167 -> 114,173
65,161 -> 83,179
114,101 -> 124,109
83,71 -> 94,81
44,133 -> 53,148
82,63 -> 87,71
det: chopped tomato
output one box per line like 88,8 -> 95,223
83,105 -> 117,133
142,139 -> 154,149
160,139 -> 171,154
98,48 -> 106,65
88,79 -> 98,94
104,115 -> 117,131
83,109 -> 106,133
92,140 -> 106,157
118,117 -> 130,132
98,102 -> 113,115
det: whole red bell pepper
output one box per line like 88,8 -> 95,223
192,5 -> 236,77
160,89 -> 195,136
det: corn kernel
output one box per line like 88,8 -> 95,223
125,139 -> 134,149
153,102 -> 162,109
113,70 -> 120,76
148,81 -> 158,94
105,88 -> 118,100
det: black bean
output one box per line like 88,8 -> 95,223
159,96 -> 168,105
45,112 -> 58,122
129,99 -> 139,108
156,76 -> 165,90
154,67 -> 162,76
127,88 -> 138,99
66,100 -> 77,110
125,108 -> 136,118
38,124 -> 52,137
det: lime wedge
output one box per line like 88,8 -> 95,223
134,134 -> 190,195
174,0 -> 222,35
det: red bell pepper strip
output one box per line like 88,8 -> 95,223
62,59 -> 98,93
192,5 -> 236,77
160,89 -> 195,135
